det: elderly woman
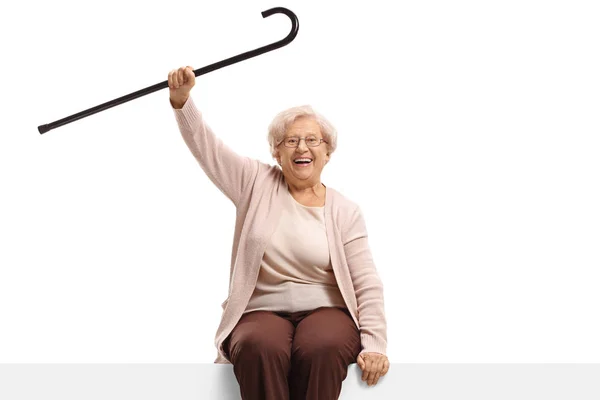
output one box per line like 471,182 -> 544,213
168,66 -> 389,399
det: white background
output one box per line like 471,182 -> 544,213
1,0 -> 598,363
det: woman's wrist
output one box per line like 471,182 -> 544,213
170,95 -> 189,109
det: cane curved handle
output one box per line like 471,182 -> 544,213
38,7 -> 299,134
196,7 -> 299,76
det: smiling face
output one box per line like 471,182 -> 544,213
275,116 -> 330,187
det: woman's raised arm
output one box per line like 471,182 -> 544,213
169,66 -> 256,207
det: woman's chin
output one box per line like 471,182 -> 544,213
293,167 -> 313,177
286,170 -> 313,181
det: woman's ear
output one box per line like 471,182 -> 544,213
274,150 -> 281,165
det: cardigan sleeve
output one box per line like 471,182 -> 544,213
171,96 -> 257,207
342,205 -> 388,357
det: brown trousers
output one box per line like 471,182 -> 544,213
223,306 -> 361,400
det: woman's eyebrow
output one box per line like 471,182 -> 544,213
286,132 -> 318,137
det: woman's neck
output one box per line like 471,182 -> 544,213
287,181 -> 325,198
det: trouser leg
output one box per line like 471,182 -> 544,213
288,307 -> 361,400
224,310 -> 295,400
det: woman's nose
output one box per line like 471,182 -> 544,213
296,139 -> 309,150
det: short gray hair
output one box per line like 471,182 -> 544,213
267,105 -> 338,159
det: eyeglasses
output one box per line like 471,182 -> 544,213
278,135 -> 328,148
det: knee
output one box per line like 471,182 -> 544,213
233,332 -> 290,362
293,336 -> 344,363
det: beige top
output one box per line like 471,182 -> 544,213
245,189 -> 346,314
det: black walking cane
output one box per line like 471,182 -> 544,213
38,7 -> 299,134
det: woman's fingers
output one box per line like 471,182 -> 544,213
169,69 -> 179,88
178,67 -> 185,86
185,66 -> 194,83
382,359 -> 390,375
372,371 -> 381,385
373,357 -> 385,384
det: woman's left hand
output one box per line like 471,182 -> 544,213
356,352 -> 390,386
